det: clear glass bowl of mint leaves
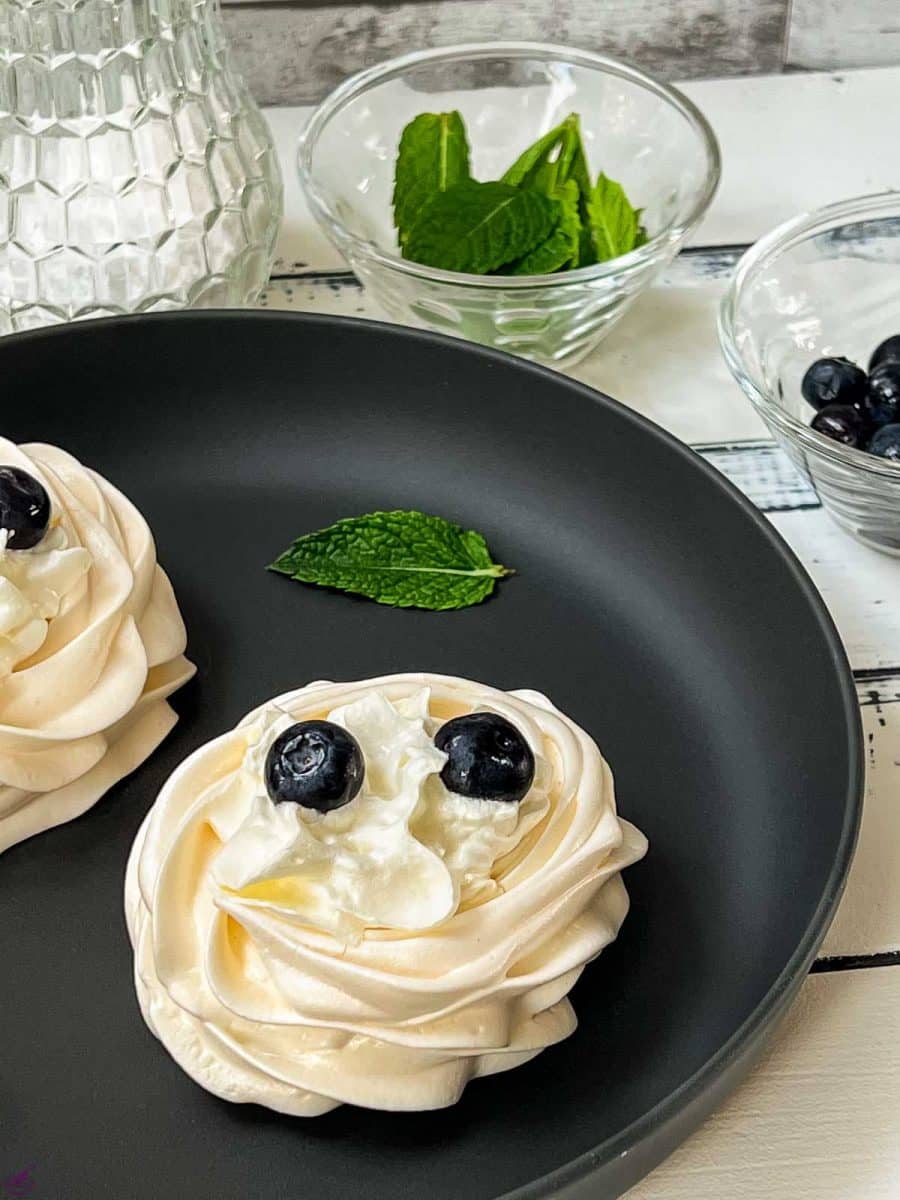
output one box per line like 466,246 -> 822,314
298,42 -> 719,368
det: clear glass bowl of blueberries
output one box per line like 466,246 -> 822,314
719,192 -> 900,555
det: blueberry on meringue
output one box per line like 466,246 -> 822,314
265,720 -> 364,812
435,712 -> 535,803
0,466 -> 51,550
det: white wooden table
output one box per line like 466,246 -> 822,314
259,66 -> 900,1199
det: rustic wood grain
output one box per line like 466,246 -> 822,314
699,442 -> 821,511
822,673 -> 900,958
787,0 -> 900,71
770,508 -> 900,674
626,966 -> 900,1199
223,0 -> 790,106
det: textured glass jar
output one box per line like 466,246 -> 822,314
0,0 -> 283,332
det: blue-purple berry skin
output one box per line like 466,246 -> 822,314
0,466 -> 51,550
810,404 -> 866,447
868,335 -> 900,372
868,423 -> 900,461
863,363 -> 900,428
801,357 -> 867,410
435,713 -> 535,803
265,720 -> 364,811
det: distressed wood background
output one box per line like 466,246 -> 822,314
219,0 -> 900,106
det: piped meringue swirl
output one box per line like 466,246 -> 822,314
0,440 -> 195,853
125,673 -> 647,1115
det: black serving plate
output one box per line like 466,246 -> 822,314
0,313 -> 861,1200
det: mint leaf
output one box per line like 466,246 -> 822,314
555,115 -> 596,266
393,112 -> 471,247
529,160 -> 561,194
500,122 -> 568,189
503,179 -> 581,275
504,115 -> 595,268
268,511 -> 513,611
403,181 -> 559,274
556,115 -> 592,197
587,173 -> 643,262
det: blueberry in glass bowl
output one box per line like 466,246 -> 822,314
810,403 -> 866,447
869,424 -> 900,462
802,349 -> 900,446
719,193 -> 900,556
801,357 -> 867,410
869,334 -> 900,370
863,362 -> 900,427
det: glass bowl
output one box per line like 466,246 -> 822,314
297,42 -> 720,368
719,193 -> 900,556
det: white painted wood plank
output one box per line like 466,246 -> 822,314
787,0 -> 900,71
264,107 -> 324,274
264,67 -> 900,270
821,675 -> 900,959
626,966 -> 900,1199
698,443 -> 820,511
769,508 -> 900,674
684,68 -> 900,246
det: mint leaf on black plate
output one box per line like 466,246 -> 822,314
269,510 -> 513,610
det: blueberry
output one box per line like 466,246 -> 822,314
435,712 -> 535,803
868,335 -> 900,371
862,363 -> 900,427
0,466 -> 51,550
801,357 -> 867,410
265,720 -> 364,812
868,423 -> 900,461
810,403 -> 866,447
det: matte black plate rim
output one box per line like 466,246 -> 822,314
3,310 -> 865,1199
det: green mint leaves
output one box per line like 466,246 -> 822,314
508,179 -> 581,275
501,121 -> 572,190
404,181 -> 558,274
588,173 -> 647,262
393,110 -> 646,276
393,112 -> 471,247
269,511 -> 513,611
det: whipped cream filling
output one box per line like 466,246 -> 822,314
212,689 -> 550,942
0,525 -> 92,677
126,674 -> 648,1116
0,439 -> 196,853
